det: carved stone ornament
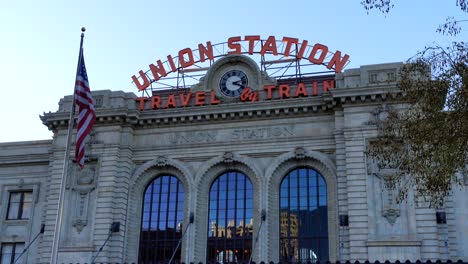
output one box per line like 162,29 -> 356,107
223,152 -> 234,163
72,218 -> 88,233
18,179 -> 25,188
382,208 -> 400,225
68,163 -> 97,233
156,156 -> 168,167
374,168 -> 401,225
366,103 -> 391,126
294,147 -> 306,159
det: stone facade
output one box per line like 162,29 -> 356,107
0,60 -> 467,263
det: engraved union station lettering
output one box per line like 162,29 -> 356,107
167,126 -> 294,145
169,131 -> 218,144
231,126 -> 294,140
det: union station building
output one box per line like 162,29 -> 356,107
0,37 -> 467,263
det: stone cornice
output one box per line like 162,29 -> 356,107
0,140 -> 52,166
40,84 -> 400,130
0,153 -> 50,166
325,83 -> 402,107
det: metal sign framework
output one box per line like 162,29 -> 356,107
133,38 -> 351,97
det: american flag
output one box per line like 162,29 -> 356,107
74,49 -> 95,168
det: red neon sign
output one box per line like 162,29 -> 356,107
132,35 -> 350,91
135,79 -> 335,111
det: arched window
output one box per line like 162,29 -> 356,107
139,175 -> 184,264
207,171 -> 253,263
279,168 -> 328,262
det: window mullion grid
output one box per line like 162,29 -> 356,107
11,243 -> 17,264
306,169 -> 311,262
6,193 -> 12,220
174,179 -> 180,241
306,169 -> 310,212
316,171 -> 321,258
156,178 -> 163,263
244,173 -> 249,261
148,182 -> 155,264
19,192 -> 25,220
296,170 -> 301,261
286,172 -> 291,260
215,179 -> 220,261
163,176 -> 171,261
223,174 -> 229,262
241,172 -> 246,261
233,172 -> 238,260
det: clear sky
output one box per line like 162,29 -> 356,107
0,0 -> 466,143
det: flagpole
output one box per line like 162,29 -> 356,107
50,27 -> 86,264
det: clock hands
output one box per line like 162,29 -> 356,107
219,70 -> 248,97
232,80 -> 243,86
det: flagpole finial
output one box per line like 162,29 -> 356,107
81,27 -> 86,32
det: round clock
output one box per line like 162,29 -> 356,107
218,70 -> 249,97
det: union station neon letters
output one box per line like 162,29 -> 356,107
132,35 -> 349,92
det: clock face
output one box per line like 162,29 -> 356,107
218,70 -> 249,97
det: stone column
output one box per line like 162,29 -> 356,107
91,126 -> 134,263
343,127 -> 369,261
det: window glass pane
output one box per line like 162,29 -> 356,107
299,197 -> 308,210
227,190 -> 236,200
319,176 -> 325,186
290,198 -> 298,209
2,243 -> 13,255
280,168 -> 328,261
23,192 -> 33,202
309,197 -> 318,208
218,199 -> 226,209
177,211 -> 183,221
14,243 -> 24,256
168,202 -> 176,211
246,189 -> 253,199
9,193 -> 21,203
7,202 -> 19,219
209,210 -> 216,220
309,186 -> 317,197
245,199 -> 253,209
227,199 -> 235,209
1,253 -> 11,264
207,171 -> 253,263
22,202 -> 31,219
319,185 -> 327,196
6,191 -> 31,220
139,175 -> 183,264
299,177 -> 307,187
280,198 -> 288,209
299,187 -> 308,196
218,210 -> 226,220
209,202 -> 216,211
290,177 -> 298,187
319,195 -> 327,206
161,183 -> 168,193
246,211 -> 253,220
1,244 -> 13,264
280,186 -> 288,197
